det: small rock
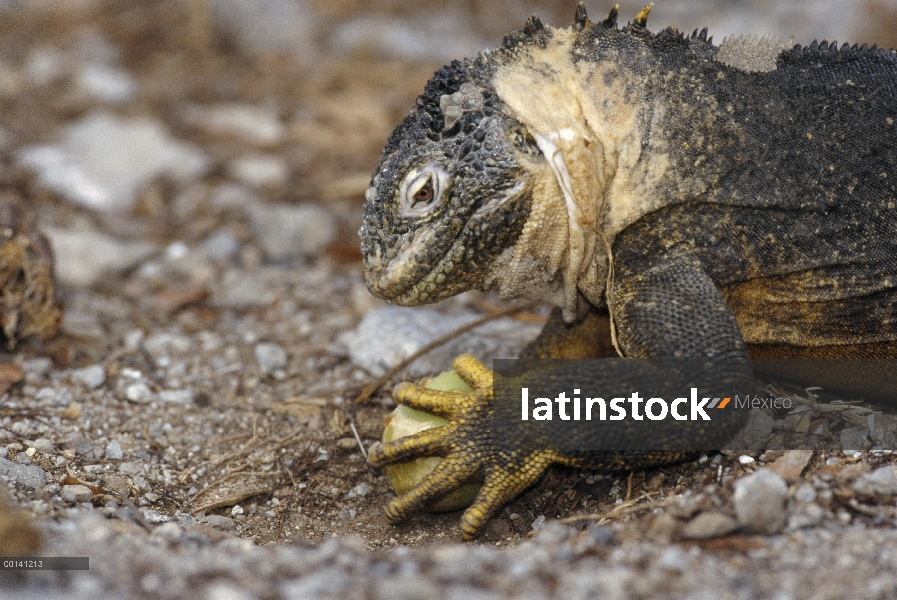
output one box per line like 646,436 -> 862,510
34,386 -> 72,406
17,111 -> 210,213
212,269 -> 277,308
104,440 -> 124,460
44,227 -> 158,288
0,457 -> 47,489
530,515 -> 546,531
867,413 -> 897,449
645,513 -> 681,544
102,474 -> 131,497
27,438 -> 54,453
841,427 -> 870,451
228,154 -> 288,188
140,509 -> 171,524
62,310 -> 106,339
158,389 -> 194,404
248,203 -> 336,262
794,482 -> 817,503
734,468 -> 788,534
336,437 -> 358,452
72,364 -> 106,389
723,409 -> 775,451
787,503 -> 825,530
25,45 -> 68,85
230,505 -> 244,517
347,482 -> 371,498
853,465 -> 897,497
118,461 -> 144,475
255,342 -> 287,370
202,230 -> 241,260
766,449 -> 814,483
124,382 -> 154,404
75,442 -> 96,458
124,330 -> 145,352
22,357 -> 54,376
151,521 -> 182,544
75,63 -> 137,103
61,484 -> 94,503
175,512 -> 197,527
144,493 -> 159,503
180,103 -> 285,146
143,332 -> 193,357
534,520 -> 572,544
340,306 -> 542,378
208,182 -> 261,212
203,514 -> 237,532
680,511 -> 738,540
587,525 -> 616,546
666,491 -> 707,520
656,546 -> 691,572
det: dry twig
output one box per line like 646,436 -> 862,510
353,304 -> 525,404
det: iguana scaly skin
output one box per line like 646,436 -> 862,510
359,3 -> 897,540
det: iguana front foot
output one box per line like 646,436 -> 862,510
368,354 -> 565,540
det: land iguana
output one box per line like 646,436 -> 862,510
358,3 -> 897,540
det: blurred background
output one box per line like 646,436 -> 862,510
0,1 -> 895,263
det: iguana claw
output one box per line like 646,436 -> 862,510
369,354 -> 567,540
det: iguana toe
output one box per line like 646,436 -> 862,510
391,381 -> 463,418
368,426 -> 452,467
460,450 -> 558,540
452,354 -> 494,389
383,457 -> 476,524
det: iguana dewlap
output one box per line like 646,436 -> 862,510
359,4 -> 897,540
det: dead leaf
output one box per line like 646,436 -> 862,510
0,362 -> 22,394
60,475 -> 105,496
767,450 -> 815,483
60,402 -> 83,420
190,484 -> 273,514
150,285 -> 209,314
696,534 -> 767,552
834,461 -> 870,487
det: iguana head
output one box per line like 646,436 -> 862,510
359,55 -> 542,306
360,5 -> 704,317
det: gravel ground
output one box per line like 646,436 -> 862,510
2,1 -> 897,598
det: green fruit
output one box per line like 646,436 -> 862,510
381,370 -> 481,512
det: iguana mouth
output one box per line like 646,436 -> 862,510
363,225 -> 452,304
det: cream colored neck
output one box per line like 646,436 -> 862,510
489,27 -> 660,320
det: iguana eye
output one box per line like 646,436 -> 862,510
399,164 -> 448,218
412,180 -> 434,204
